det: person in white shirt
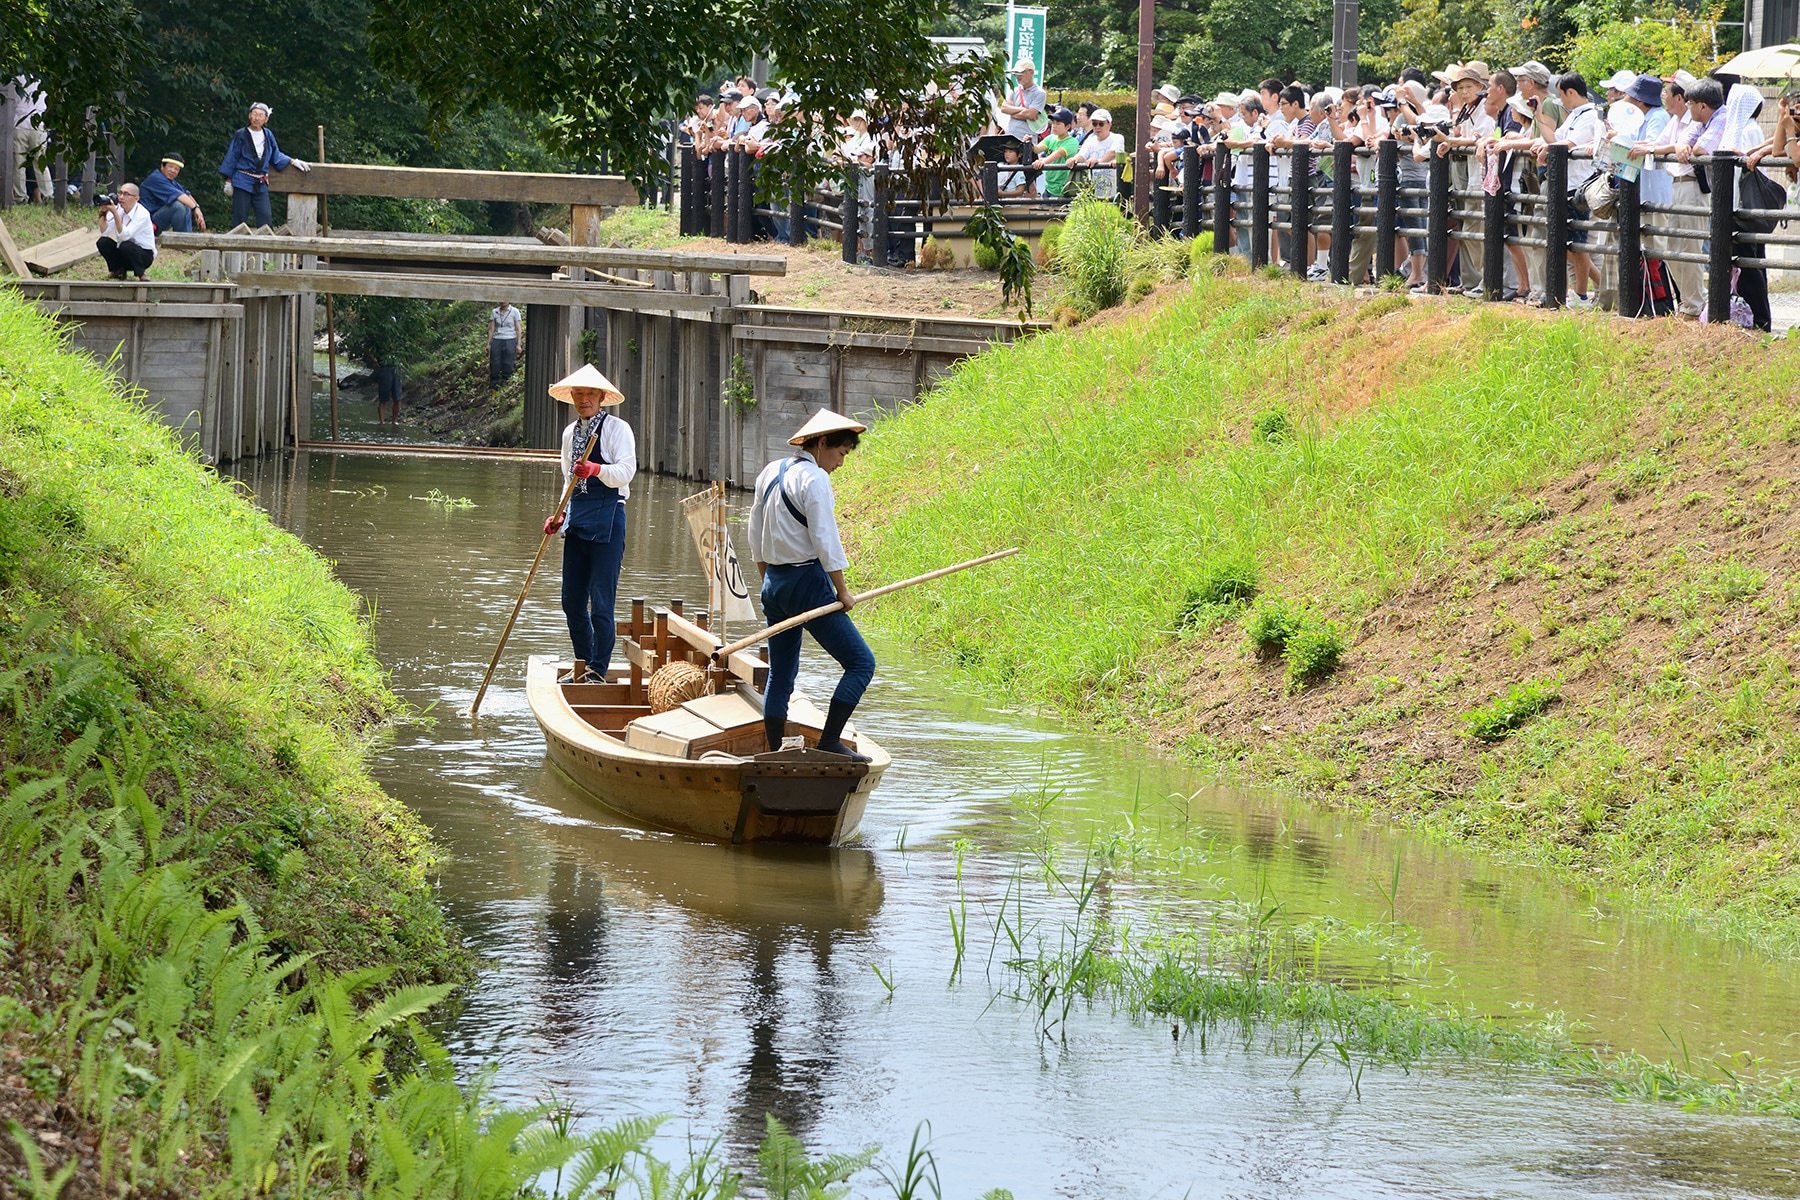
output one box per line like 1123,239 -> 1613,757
747,409 -> 875,761
1634,74 -> 1702,315
1533,72 -> 1602,305
96,183 -> 156,280
488,301 -> 521,385
542,365 -> 637,681
1071,107 -> 1126,199
5,77 -> 50,204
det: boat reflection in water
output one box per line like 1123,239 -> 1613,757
488,760 -> 883,1152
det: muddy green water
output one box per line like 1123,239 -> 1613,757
232,449 -> 1800,1198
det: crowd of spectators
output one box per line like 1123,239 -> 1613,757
677,60 -> 1800,328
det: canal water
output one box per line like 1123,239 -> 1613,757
232,449 -> 1800,1199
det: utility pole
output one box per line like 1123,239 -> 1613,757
1134,0 -> 1153,223
1332,0 -> 1360,87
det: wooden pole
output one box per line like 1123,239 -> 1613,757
711,548 -> 1019,664
468,429 -> 599,719
319,126 -> 340,441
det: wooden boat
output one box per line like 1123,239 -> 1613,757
527,597 -> 889,845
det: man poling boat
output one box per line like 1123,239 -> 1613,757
747,409 -> 875,762
544,364 -> 636,682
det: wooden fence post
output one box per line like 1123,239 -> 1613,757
871,164 -> 889,266
1707,154 -> 1735,323
708,151 -> 725,238
1291,145 -> 1312,279
1426,148 -> 1450,293
1250,143 -> 1269,270
1617,173 -> 1642,317
1483,161 -> 1506,302
1374,139 -> 1397,280
842,166 -> 860,264
1544,144 -> 1569,309
1181,145 -> 1200,241
1212,142 -> 1231,253
1330,142 -> 1353,283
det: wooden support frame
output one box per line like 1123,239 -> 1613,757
161,231 -> 787,276
231,269 -> 732,312
266,162 -> 638,206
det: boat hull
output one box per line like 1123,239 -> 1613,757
527,656 -> 886,845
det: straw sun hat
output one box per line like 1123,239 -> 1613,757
549,363 -> 625,406
788,409 -> 868,446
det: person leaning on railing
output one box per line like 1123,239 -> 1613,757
1528,73 -> 1602,308
1435,64 -> 1494,297
1629,73 -> 1702,318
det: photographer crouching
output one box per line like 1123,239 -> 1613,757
95,183 -> 156,281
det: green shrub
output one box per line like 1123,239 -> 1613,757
1283,618 -> 1346,691
1037,221 -> 1064,268
1127,272 -> 1157,303
1253,407 -> 1293,444
1246,596 -> 1303,658
1060,192 -> 1132,311
1187,231 -> 1215,275
1359,292 -> 1411,320
1463,680 -> 1560,740
1179,553 -> 1260,628
973,238 -> 1002,270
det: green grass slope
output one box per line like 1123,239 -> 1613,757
838,272 -> 1800,948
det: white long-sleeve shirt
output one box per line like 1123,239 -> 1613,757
559,413 -> 636,499
747,450 -> 848,573
101,202 -> 156,252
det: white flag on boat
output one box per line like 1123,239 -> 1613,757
680,485 -> 757,624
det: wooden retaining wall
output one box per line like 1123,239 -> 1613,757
14,280 -> 296,464
597,302 -> 1042,487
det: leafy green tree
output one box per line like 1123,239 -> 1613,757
126,0 -> 561,224
0,0 -> 145,161
368,0 -> 1001,196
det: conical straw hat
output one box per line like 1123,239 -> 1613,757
788,409 -> 868,446
549,363 -> 625,406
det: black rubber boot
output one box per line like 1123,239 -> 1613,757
817,700 -> 872,762
764,712 -> 785,754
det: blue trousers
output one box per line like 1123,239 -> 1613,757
761,561 -> 875,733
561,504 -> 627,672
150,201 -> 193,233
230,183 -> 272,229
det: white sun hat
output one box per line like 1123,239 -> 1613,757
549,364 -> 625,406
1157,83 -> 1181,103
1011,57 -> 1036,72
788,409 -> 869,446
1600,68 -> 1639,92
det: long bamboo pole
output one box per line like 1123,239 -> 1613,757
711,548 -> 1019,664
468,431 -> 601,719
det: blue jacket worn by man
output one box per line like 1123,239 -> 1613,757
139,153 -> 203,233
216,104 -> 308,229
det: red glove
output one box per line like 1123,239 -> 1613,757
544,513 -> 564,536
573,460 -> 604,479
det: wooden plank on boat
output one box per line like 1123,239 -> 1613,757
681,691 -> 762,730
624,708 -> 727,757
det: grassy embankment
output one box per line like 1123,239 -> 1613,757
838,270 -> 1800,954
0,291 -> 652,1195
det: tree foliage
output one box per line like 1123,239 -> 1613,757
1,0 -> 145,161
367,0 -> 1001,197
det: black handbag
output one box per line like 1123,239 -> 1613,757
1737,166 -> 1787,234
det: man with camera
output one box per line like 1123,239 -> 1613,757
95,184 -> 156,281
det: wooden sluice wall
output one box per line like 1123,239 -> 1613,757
16,254 -> 1041,482
592,293 -> 1040,488
14,280 -> 299,465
